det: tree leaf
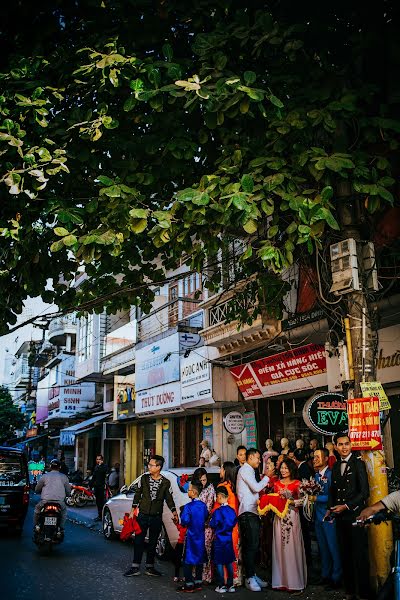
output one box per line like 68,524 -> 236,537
241,174 -> 254,193
50,239 -> 65,252
62,234 -> 78,246
129,208 -> 149,219
54,227 -> 70,237
97,175 -> 115,186
243,219 -> 258,234
268,94 -> 284,108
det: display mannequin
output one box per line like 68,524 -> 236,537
262,439 -> 279,474
295,439 -> 304,450
280,437 -> 290,455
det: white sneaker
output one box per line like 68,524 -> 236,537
215,586 -> 228,593
245,577 -> 261,592
227,586 -> 236,593
254,575 -> 268,589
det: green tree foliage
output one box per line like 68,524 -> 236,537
0,1 -> 399,329
0,386 -> 25,443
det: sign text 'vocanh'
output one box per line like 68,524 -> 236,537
230,344 -> 327,399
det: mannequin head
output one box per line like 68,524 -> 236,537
280,437 -> 289,453
309,438 -> 319,451
325,441 -> 335,454
265,439 -> 274,450
295,439 -> 304,450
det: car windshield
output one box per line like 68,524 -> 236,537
0,454 -> 26,486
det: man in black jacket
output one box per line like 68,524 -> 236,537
124,455 -> 178,578
91,454 -> 108,521
325,434 -> 370,600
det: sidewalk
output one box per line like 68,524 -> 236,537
30,493 -> 103,532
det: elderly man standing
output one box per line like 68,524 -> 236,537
313,448 -> 342,590
236,448 -> 270,592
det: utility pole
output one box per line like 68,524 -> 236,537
337,214 -> 392,592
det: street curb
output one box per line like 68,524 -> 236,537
29,494 -> 102,534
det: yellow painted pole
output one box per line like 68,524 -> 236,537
344,317 -> 355,380
156,419 -> 163,456
362,449 -> 393,592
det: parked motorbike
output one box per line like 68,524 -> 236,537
33,502 -> 64,552
66,483 -> 96,507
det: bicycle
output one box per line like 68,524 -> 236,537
353,510 -> 400,600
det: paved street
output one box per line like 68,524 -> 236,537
0,506 -> 347,600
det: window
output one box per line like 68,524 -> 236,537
77,315 -> 94,363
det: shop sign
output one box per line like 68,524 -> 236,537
135,381 -> 182,416
202,412 -> 213,447
36,373 -> 50,424
180,346 -> 217,407
135,334 -> 180,392
230,344 -> 327,399
360,381 -> 391,411
303,392 -> 348,436
224,411 -> 245,434
282,309 -> 325,331
46,354 -> 95,419
376,325 -> 400,385
244,411 -> 257,447
115,375 -> 136,420
347,396 -> 383,451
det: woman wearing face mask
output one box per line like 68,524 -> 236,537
192,467 -> 216,584
271,458 -> 307,593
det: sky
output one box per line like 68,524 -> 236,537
0,297 -> 56,386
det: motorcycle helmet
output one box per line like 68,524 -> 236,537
50,459 -> 61,468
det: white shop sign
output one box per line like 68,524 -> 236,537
135,334 -> 180,392
135,381 -> 182,416
224,411 -> 245,434
181,346 -> 217,408
377,325 -> 400,385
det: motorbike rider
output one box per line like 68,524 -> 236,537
359,489 -> 400,520
34,459 -> 71,531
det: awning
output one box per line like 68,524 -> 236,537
60,413 -> 112,446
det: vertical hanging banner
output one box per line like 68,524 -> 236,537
244,411 -> 258,447
347,396 -> 383,451
202,412 -> 213,447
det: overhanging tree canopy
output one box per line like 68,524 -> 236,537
0,0 -> 399,331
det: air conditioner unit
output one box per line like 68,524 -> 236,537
329,238 -> 360,296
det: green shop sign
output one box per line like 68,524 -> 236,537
303,392 -> 348,436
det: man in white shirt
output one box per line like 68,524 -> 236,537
236,448 -> 270,592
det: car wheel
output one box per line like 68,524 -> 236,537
156,525 -> 174,561
102,507 -> 117,540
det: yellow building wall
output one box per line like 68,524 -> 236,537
125,423 -> 139,484
156,419 -> 163,455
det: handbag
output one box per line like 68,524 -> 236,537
120,513 -> 142,541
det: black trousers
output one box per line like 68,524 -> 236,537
94,486 -> 105,518
133,513 -> 162,567
239,512 -> 260,579
336,518 -> 370,598
183,563 -> 203,587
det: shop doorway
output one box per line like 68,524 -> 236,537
173,415 -> 203,467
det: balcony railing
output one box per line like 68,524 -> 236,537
137,297 -> 203,343
48,314 -> 77,345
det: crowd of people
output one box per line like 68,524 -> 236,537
123,433 -> 373,599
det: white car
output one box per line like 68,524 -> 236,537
102,467 -> 221,558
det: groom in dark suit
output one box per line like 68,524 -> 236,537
325,434 -> 370,600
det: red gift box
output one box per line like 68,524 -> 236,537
257,493 -> 291,518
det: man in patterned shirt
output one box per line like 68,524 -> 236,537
124,455 -> 178,578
